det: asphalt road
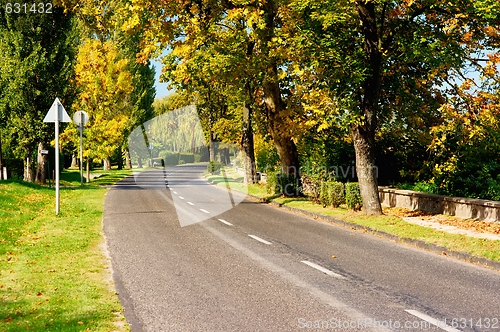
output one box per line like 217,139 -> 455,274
103,165 -> 500,332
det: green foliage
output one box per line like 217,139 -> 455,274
319,181 -> 331,207
265,169 -> 280,195
255,134 -> 280,172
345,183 -> 363,211
0,6 -> 78,179
331,182 -> 345,208
179,153 -> 195,164
319,181 -> 345,208
163,152 -> 197,165
413,182 -> 441,195
266,171 -> 300,197
164,152 -> 179,165
149,102 -> 206,154
277,173 -> 301,197
54,0 -> 500,209
208,161 -> 222,174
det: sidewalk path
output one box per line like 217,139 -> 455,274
401,216 -> 500,241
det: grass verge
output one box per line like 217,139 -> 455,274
205,169 -> 500,265
0,169 -> 131,331
59,168 -> 132,187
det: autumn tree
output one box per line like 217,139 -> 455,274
55,0 -> 156,170
426,50 -> 500,199
63,39 -> 133,172
112,4 -> 156,169
122,0 -> 302,187
158,11 -> 260,181
284,0 -> 500,213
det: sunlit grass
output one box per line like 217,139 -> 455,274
57,168 -> 132,187
0,171 -> 130,331
206,169 -> 500,264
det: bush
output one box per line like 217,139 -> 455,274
265,170 -> 301,196
319,181 -> 345,208
413,181 -> 440,194
345,182 -> 362,211
208,161 -> 221,174
277,173 -> 300,196
266,169 -> 279,195
179,153 -> 195,164
164,152 -> 179,165
319,181 -> 331,207
330,182 -> 345,207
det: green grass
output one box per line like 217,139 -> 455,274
59,168 -> 132,187
274,198 -> 500,262
0,170 -> 131,331
204,169 -> 269,197
206,169 -> 500,264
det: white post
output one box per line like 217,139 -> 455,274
55,101 -> 60,215
79,112 -> 83,186
44,98 -> 71,215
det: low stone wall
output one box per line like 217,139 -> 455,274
379,187 -> 500,222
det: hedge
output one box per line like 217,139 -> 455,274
345,182 -> 363,211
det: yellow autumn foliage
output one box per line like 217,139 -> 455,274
63,38 -> 134,163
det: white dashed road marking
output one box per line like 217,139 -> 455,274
200,209 -> 210,214
218,219 -> 233,226
248,235 -> 272,245
187,202 -> 194,205
301,261 -> 346,280
405,310 -> 461,332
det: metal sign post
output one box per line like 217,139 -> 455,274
80,122 -> 83,185
73,111 -> 89,186
43,98 -> 71,215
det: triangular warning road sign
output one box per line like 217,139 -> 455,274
43,98 -> 72,123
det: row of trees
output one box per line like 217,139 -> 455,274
117,0 -> 500,214
0,1 -> 156,182
0,5 -> 77,182
2,1 -> 500,214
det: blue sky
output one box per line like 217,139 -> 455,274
152,57 -> 174,100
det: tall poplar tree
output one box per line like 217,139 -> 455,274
0,5 -> 78,182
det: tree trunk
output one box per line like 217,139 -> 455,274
35,142 -> 47,184
352,125 -> 382,214
137,156 -> 143,168
220,148 -> 230,165
263,75 -> 301,179
260,2 -> 301,190
103,157 -> 111,170
242,101 -> 257,184
125,148 -> 132,169
353,0 -> 383,214
209,131 -> 217,162
117,145 -> 123,170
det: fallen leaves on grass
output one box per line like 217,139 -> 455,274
384,207 -> 500,234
